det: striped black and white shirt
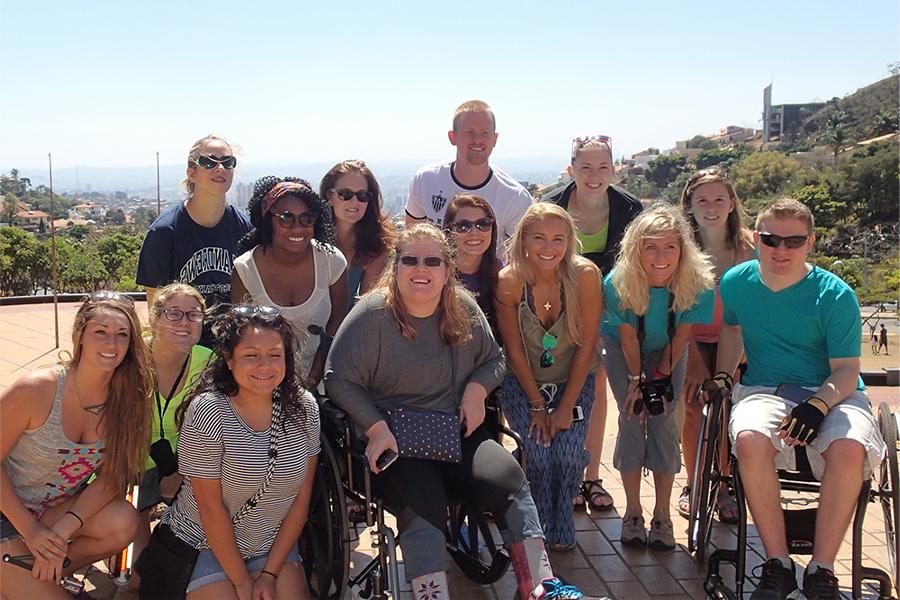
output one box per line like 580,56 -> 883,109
161,390 -> 320,557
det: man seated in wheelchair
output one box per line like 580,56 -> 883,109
325,224 -> 604,600
708,198 -> 886,600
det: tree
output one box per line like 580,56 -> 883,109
105,208 -> 126,225
60,248 -> 108,292
686,135 -> 717,150
822,110 -> 851,163
645,154 -> 688,188
731,152 -> 802,204
95,231 -> 142,288
2,191 -> 19,225
64,224 -> 92,242
0,227 -> 41,295
131,206 -> 158,230
841,142 -> 899,225
694,146 -> 750,170
871,109 -> 899,137
619,175 -> 658,199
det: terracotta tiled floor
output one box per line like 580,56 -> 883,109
1,302 -> 898,599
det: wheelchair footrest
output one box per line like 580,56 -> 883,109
783,507 -> 817,554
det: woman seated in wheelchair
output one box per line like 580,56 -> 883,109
139,306 -> 319,600
494,203 -> 603,551
1,292 -> 152,600
601,205 -> 714,550
325,223 -> 597,600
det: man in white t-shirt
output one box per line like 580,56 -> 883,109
405,100 -> 533,251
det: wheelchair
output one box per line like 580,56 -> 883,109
300,392 -> 524,600
688,392 -> 899,600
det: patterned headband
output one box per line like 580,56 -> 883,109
261,181 -> 310,216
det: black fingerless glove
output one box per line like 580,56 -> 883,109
779,396 -> 829,443
701,371 -> 733,403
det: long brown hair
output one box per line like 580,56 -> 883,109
66,293 -> 152,488
443,193 -> 499,323
680,166 -> 753,259
369,224 -> 473,345
319,160 -> 397,262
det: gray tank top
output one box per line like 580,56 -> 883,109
517,285 -> 601,384
3,369 -> 104,516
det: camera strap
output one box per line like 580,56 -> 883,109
636,292 -> 675,378
155,354 -> 190,440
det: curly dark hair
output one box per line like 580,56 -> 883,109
237,176 -> 337,254
175,305 -> 311,429
319,160 -> 396,262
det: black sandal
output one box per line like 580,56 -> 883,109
581,479 -> 614,512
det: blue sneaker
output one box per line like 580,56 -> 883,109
529,577 -> 609,599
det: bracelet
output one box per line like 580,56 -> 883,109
529,404 -> 547,413
260,569 -> 279,579
627,373 -> 642,382
65,510 -> 84,528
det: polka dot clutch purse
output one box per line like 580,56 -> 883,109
386,407 -> 462,464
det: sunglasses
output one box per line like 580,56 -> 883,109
451,218 -> 493,234
333,188 -> 374,203
192,155 -> 237,170
232,305 -> 281,318
86,291 -> 135,306
757,231 -> 809,249
398,255 -> 445,268
540,332 -> 558,368
163,308 -> 204,323
273,211 -> 318,228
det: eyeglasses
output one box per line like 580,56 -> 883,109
232,305 -> 281,318
398,255 -> 445,268
540,332 -> 558,368
333,188 -> 374,203
273,211 -> 318,228
757,231 -> 810,249
192,155 -> 237,170
451,218 -> 493,234
163,308 -> 204,323
86,291 -> 135,306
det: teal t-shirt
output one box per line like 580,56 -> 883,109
601,270 -> 715,352
720,260 -> 862,389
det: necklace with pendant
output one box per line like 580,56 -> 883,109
543,300 -> 552,311
73,369 -> 106,415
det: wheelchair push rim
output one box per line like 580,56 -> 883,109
877,402 -> 900,594
688,396 -> 725,561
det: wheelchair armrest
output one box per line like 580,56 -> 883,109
317,396 -> 347,422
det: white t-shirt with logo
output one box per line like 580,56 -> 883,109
405,161 -> 533,247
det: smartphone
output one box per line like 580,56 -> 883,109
547,405 -> 585,422
375,449 -> 398,471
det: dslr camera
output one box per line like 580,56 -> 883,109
634,375 -> 674,416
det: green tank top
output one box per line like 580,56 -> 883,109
576,224 -> 609,254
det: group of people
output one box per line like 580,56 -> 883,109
0,99 -> 885,600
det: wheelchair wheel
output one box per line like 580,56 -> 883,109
688,396 -> 723,562
447,502 -> 510,585
301,438 -> 349,600
878,402 -> 899,593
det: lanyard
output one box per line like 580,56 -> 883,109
155,354 -> 190,439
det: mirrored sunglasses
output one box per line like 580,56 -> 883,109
193,155 -> 237,170
540,331 -> 558,368
86,291 -> 135,306
232,305 -> 281,318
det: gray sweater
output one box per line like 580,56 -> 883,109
324,291 -> 506,434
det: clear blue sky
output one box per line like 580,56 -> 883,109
2,0 -> 897,170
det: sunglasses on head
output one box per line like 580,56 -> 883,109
232,305 -> 281,318
757,231 -> 809,249
163,308 -> 204,323
193,155 -> 237,170
398,255 -> 445,268
273,210 -> 318,228
451,218 -> 493,234
333,188 -> 374,203
540,332 -> 558,368
86,291 -> 135,306
573,134 -> 612,146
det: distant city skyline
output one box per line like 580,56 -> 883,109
3,1 -> 897,172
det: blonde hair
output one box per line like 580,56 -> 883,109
680,166 -> 753,258
756,197 -> 815,234
452,100 -> 496,131
508,203 -> 586,345
612,204 -> 715,315
149,282 -> 206,326
370,223 -> 473,345
181,134 -> 234,196
66,294 -> 153,488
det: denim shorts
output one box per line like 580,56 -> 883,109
0,513 -> 20,543
185,544 -> 301,593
